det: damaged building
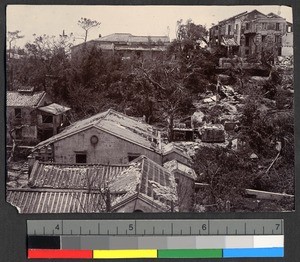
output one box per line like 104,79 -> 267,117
71,33 -> 170,60
209,9 -> 293,59
6,87 -> 70,146
31,109 -> 163,165
7,156 -> 178,213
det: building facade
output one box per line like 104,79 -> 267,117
31,109 -> 163,165
71,33 -> 170,60
209,10 -> 293,59
6,87 -> 70,146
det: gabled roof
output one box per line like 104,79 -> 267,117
7,91 -> 46,107
33,109 -> 160,152
218,11 -> 248,24
110,156 -> 178,212
267,12 -> 283,19
38,103 -> 71,115
28,161 -> 129,190
218,9 -> 267,25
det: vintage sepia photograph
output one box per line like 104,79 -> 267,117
6,5 -> 294,213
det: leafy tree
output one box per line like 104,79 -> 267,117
131,59 -> 194,140
175,19 -> 208,52
193,146 -> 254,212
9,33 -> 74,93
78,17 -> 101,43
7,30 -> 24,59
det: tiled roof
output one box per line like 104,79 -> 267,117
110,156 -> 178,211
6,188 -> 109,213
96,33 -> 170,44
38,103 -> 70,115
97,33 -> 133,42
7,91 -> 46,107
7,156 -> 178,213
34,109 -> 160,152
29,161 -> 129,190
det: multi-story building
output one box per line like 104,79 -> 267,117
71,33 -> 170,60
209,10 -> 293,58
7,86 -> 70,146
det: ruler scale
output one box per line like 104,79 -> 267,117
27,219 -> 284,259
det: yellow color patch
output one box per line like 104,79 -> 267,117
93,249 -> 157,259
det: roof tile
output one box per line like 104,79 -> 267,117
7,91 -> 46,107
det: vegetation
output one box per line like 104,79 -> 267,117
6,18 -> 294,212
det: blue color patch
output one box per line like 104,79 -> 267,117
223,247 -> 284,258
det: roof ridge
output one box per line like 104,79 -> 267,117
105,108 -> 148,124
39,161 -> 130,167
129,35 -> 169,38
94,108 -> 112,126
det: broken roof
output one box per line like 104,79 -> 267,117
163,160 -> 197,180
96,33 -> 170,44
162,143 -> 191,160
110,156 -> 178,212
28,161 -> 129,190
38,103 -> 71,115
7,156 -> 178,213
33,109 -> 160,152
7,91 -> 46,107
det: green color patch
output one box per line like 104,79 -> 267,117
157,249 -> 223,258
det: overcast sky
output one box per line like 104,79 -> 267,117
7,5 -> 293,47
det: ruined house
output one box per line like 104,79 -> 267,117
164,159 -> 197,212
71,33 -> 170,60
31,109 -> 163,165
7,156 -> 178,213
110,156 -> 178,212
200,124 -> 226,143
209,10 -> 293,58
6,87 -> 70,146
162,143 -> 192,166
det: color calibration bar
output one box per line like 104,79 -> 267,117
28,248 -> 284,259
28,235 -> 284,259
27,219 -> 284,259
